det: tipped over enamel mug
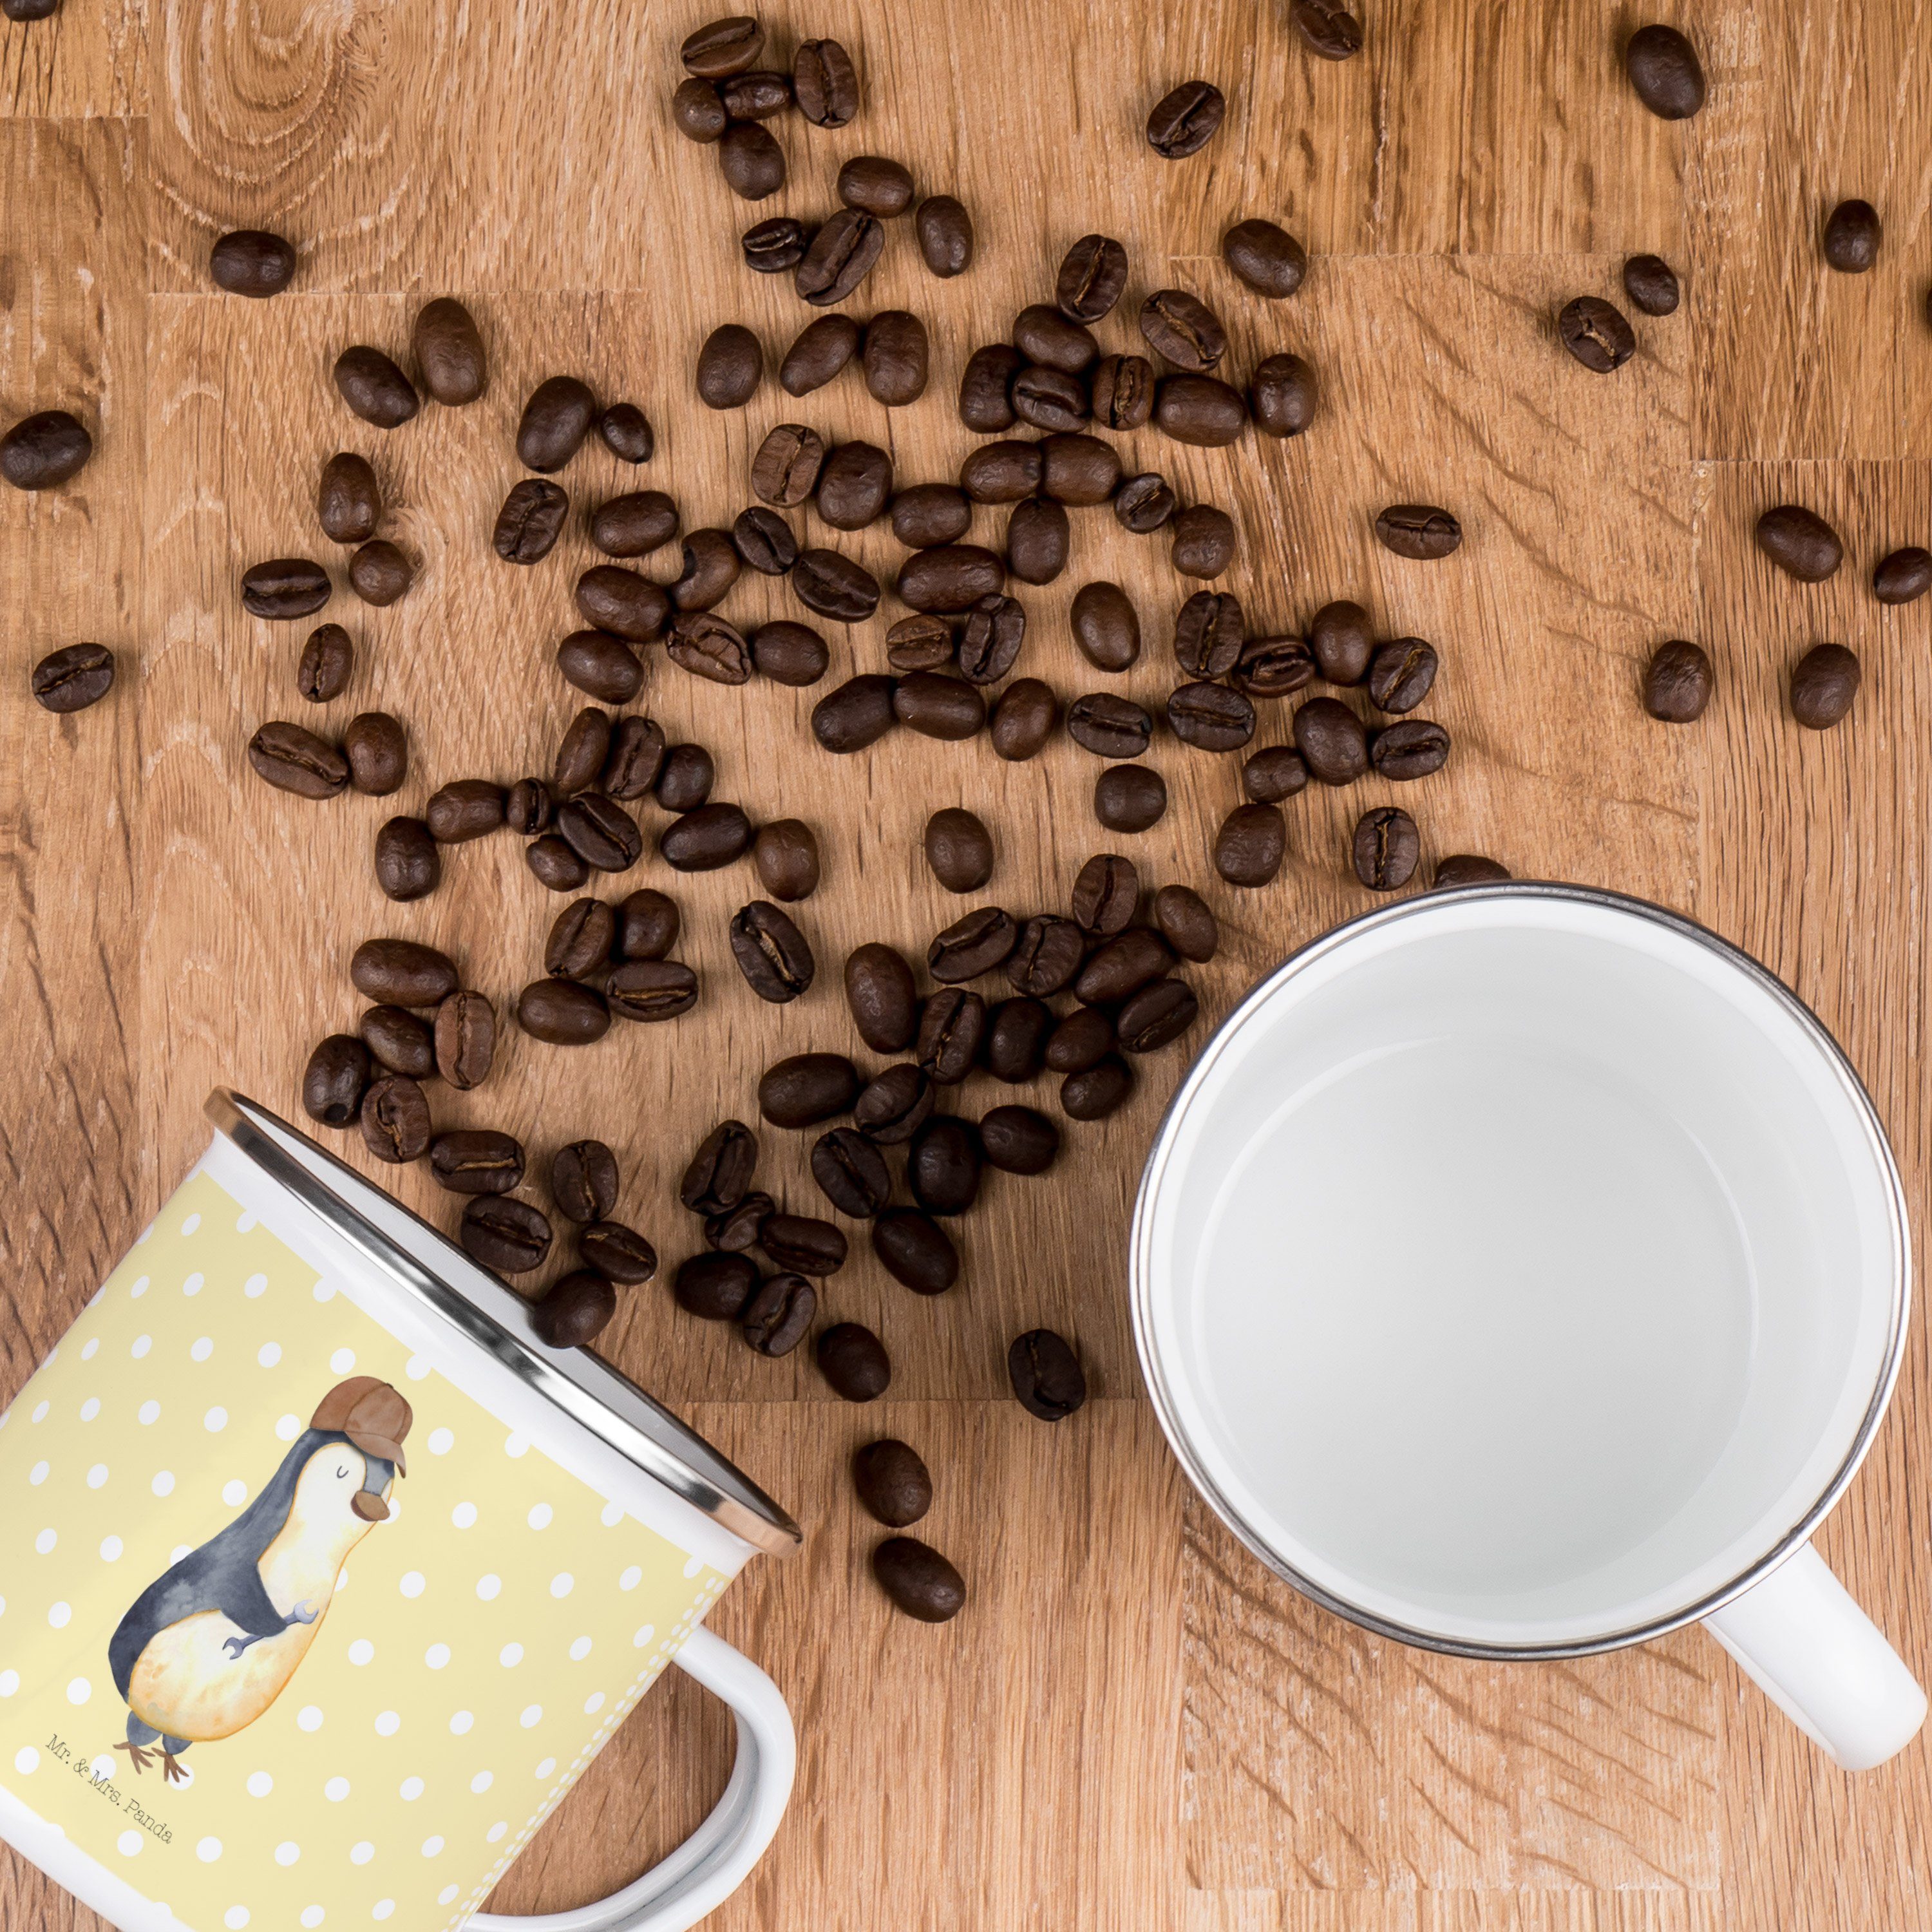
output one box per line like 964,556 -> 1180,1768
1133,882 -> 1927,1770
0,1092 -> 800,1932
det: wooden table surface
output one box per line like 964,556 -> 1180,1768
5,0 -> 1931,1925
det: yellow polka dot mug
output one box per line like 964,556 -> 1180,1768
0,1091 -> 801,1932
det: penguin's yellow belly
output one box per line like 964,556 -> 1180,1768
126,1603 -> 330,1743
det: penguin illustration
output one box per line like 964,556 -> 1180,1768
106,1376 -> 412,1783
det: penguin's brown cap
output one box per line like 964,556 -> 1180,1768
310,1376 -> 412,1475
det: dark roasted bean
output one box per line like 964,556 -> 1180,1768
1875,547 -> 1932,605
1623,254 -> 1681,316
424,779 -> 504,843
759,1052 -> 861,1128
30,642 -> 115,713
1090,354 -> 1155,430
1557,296 -> 1636,374
1072,853 -> 1139,935
980,1104 -> 1059,1174
895,670 -> 986,740
517,376 -> 597,471
607,958 -> 699,1021
817,440 -> 894,530
984,997 -> 1053,1082
909,1115 -> 981,1215
360,1074 -> 431,1164
1075,928 -> 1173,1005
1367,638 -> 1438,713
743,214 -> 809,272
958,594 -> 1027,683
1353,806 -> 1420,889
317,451 -> 380,545
1375,504 -> 1462,560
590,489 -> 679,558
1171,504 -> 1236,579
1168,681 -> 1256,751
616,888 -> 679,961
1146,79 -> 1226,158
793,37 -> 860,124
412,296 -> 486,404
1156,884 -> 1220,962
890,485 -> 972,550
696,323 -> 762,408
1251,353 -> 1319,437
303,1035 -> 370,1128
1071,581 -> 1141,672
681,14 -> 762,76
1790,643 -> 1861,729
853,1439 -> 932,1526
717,120 -> 786,200
864,310 -> 929,406
1154,374 -> 1247,446
1173,591 -> 1243,677
813,674 -> 898,752
752,819 -> 819,902
297,623 -> 353,702
1056,234 -> 1129,323
531,1272 -> 617,1348
554,707 -> 613,796
670,528 -> 743,611
334,348 -> 419,430
1067,692 -> 1152,758
347,537 -> 412,607
1309,600 -> 1373,683
435,990 -> 495,1089
1222,218 -> 1307,296
493,477 -> 568,564
1010,364 -> 1089,433
872,1535 -> 967,1621
818,1322 -> 890,1401
887,615 -> 956,674
1045,1005 -> 1115,1075
576,564 -> 670,641
730,900 -> 815,1002
1140,289 -> 1226,372
556,629 -> 644,705
546,898 -> 617,978
1005,496 -> 1070,585
1215,802 -> 1288,887
210,228 -> 297,297
681,1122 -> 757,1217
598,402 -> 654,462
960,440 -> 1043,504
752,620 -> 830,686
668,611 -> 753,685
958,343 -> 1025,431
792,547 -> 880,621
374,816 -> 439,901
813,1127 -> 893,1217
990,677 -> 1057,761
343,710 -> 407,795
428,1130 -> 524,1196
676,1251 -> 759,1321
1117,977 -> 1199,1052
915,195 -> 974,277
460,1196 -> 553,1274
674,75 -> 729,142
741,1273 -> 816,1356
1294,696 -> 1370,783
1435,854 -> 1512,888
506,781 -> 553,837
917,988 -> 986,1083
516,977 -> 610,1045
753,422 -> 829,502
526,835 -> 590,893
846,942 -> 921,1052
242,557 -> 331,620
1094,762 -> 1168,832
553,1140 -> 620,1224
360,1004 -> 435,1078
556,791 -> 643,872
1291,0 -> 1363,56
929,906 -> 1019,983
872,1208 -> 958,1294
795,208 -> 884,305
1005,916 -> 1084,996
1233,632 -> 1315,699
707,1191 -> 773,1251
1061,1054 -> 1134,1120
1244,744 -> 1310,802
1756,504 -> 1842,582
1014,304 -> 1099,374
760,1213 -> 848,1277
659,801 -> 752,871
838,154 -> 915,218
1625,24 -> 1705,118
580,1220 -> 658,1285
719,67 -> 791,116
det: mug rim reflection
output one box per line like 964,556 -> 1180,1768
1129,879 -> 1911,1661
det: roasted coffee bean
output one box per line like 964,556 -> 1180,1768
607,958 -> 699,1021
696,324 -> 762,410
873,1535 -> 966,1620
531,1271 -> 616,1347
545,898 -> 616,978
1172,591 -> 1242,677
589,489 -> 679,558
1308,601 -> 1373,683
817,440 -> 894,529
374,815 -> 439,901
1790,643 -> 1861,729
717,119 -> 786,199
526,835 -> 590,893
795,208 -> 883,304
748,819 -> 818,903
297,623 -> 354,702
1155,374 -> 1247,446
813,674 -> 898,752
578,1220 -> 658,1286
429,1130 -> 524,1196
333,348 -> 418,430
731,900 -> 815,1002
1375,504 -> 1461,560
1117,977 -> 1199,1052
839,154 -> 915,218
958,343 -> 1025,432
493,477 -> 568,564
1354,806 -> 1420,890
412,296 -> 487,404
360,1074 -> 431,1164
0,408 -> 88,491
846,942 -> 920,1051
719,66 -> 791,116
958,594 -> 1027,683
615,889 -> 679,963
1215,802 -> 1288,887
1222,216 -> 1307,297
706,1191 -> 773,1251
1231,632 -> 1314,700
753,422 -> 828,504
1067,692 -> 1153,758
576,564 -> 670,640
1140,289 -> 1226,373
249,721 -> 348,798
1367,638 -> 1438,714
760,1052 -> 861,1128
960,440 -> 1044,505
743,214 -> 809,272
761,1213 -> 848,1278
741,1273 -> 815,1356
643,743 -> 705,811
917,988 -> 986,1083
670,529 -> 743,611
980,1104 -> 1059,1174
360,1004 -> 435,1078
1070,853 -> 1137,936
1171,504 -> 1236,579
1008,1329 -> 1087,1419
552,1141 -> 620,1224
556,791 -> 643,872
1045,1005 -> 1115,1075
886,616 -> 956,675
1010,364 -> 1090,433
984,998 -> 1053,1082
1070,581 -> 1141,672
1643,640 -> 1713,722
668,611 -> 753,685
209,228 -> 296,298
1061,1054 -> 1134,1121
1251,353 -> 1319,437
1005,497 -> 1070,585
424,779 -> 505,843
1014,304 -> 1099,374
1154,883 -> 1219,963
1370,720 -> 1451,781
681,14 -> 761,75
990,678 -> 1057,761
435,990 -> 495,1089
679,1122 -> 757,1220
518,375 -> 597,471
1146,79 -> 1225,158
1756,504 -> 1842,582
596,724 -> 659,811
317,452 -> 380,545
895,670 -> 986,740
1623,254 -> 1681,316
1875,547 -> 1932,605
1626,24 -> 1703,117
929,907 -> 1019,983
909,1116 -> 981,1217
556,629 -> 643,705
1090,354 -> 1155,430
1168,681 -> 1256,751
676,1251 -> 759,1321
915,195 -> 974,277
818,1321 -> 890,1401
853,1440 -> 931,1526
793,36 -> 859,124
516,977 -> 610,1045
752,621 -> 831,686
659,801 -> 753,871
1243,744 -> 1310,804
1075,928 -> 1173,1005
554,707 -> 613,796
1005,916 -> 1085,996
873,1208 -> 959,1294
303,1035 -> 370,1127
862,311 -> 929,406
1293,696 -> 1369,784
460,1196 -> 553,1274
343,710 -> 407,794
1435,853 -> 1512,887
1056,234 -> 1129,323
1557,296 -> 1636,374
793,548 -> 881,621
813,1127 -> 893,1217
30,642 -> 114,713
598,402 -> 654,462
1094,763 -> 1168,832
674,74 -> 728,141
348,537 -> 413,607
887,485 -> 969,551
242,557 -> 331,620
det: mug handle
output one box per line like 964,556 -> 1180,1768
471,1626 -> 795,1932
1702,1542 -> 1926,1770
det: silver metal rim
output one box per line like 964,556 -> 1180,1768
1128,881 -> 1913,1661
207,1090 -> 802,1559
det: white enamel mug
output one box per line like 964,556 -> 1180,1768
1133,882 -> 1926,1770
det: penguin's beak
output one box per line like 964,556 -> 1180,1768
352,1491 -> 390,1522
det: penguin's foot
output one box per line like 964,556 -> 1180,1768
114,1742 -> 154,1776
160,1750 -> 189,1785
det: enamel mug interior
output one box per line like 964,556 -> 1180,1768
1132,884 -> 1909,1655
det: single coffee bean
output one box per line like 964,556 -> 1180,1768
792,547 -> 881,621
348,538 -> 412,606
696,323 -> 762,409
1008,1329 -> 1087,1420
818,1322 -> 890,1402
861,311 -> 929,406
1435,854 -> 1512,887
613,889 -> 677,963
1075,928 -> 1173,1005
209,228 -> 296,297
929,907 -> 1019,983
958,595 -> 1027,683
909,1116 -> 981,1217
838,154 -> 915,219
589,489 -> 678,559
297,623 -> 354,702
552,1141 -> 620,1224
795,208 -> 884,305
460,1196 -> 553,1274
990,679 -> 1057,761
1005,916 -> 1085,996
0,408 -> 90,490
1094,763 -> 1168,832
1370,719 -> 1452,781
1056,234 -> 1129,323
960,440 -> 1043,506
719,67 -> 791,116
1623,254 -> 1681,316
598,402 -> 654,462
873,1536 -> 966,1621
980,1104 -> 1059,1174
1154,374 -> 1247,446
1875,547 -> 1932,605
1251,353 -> 1319,437
576,564 -> 670,641
343,710 -> 407,795
360,1074 -> 431,1164
717,119 -> 786,200
242,556 -> 331,620
873,1208 -> 959,1294
607,958 -> 699,1022
518,375 -> 597,472
675,1251 -> 759,1322
1061,1054 -> 1135,1120
1168,681 -> 1256,752
1354,806 -> 1420,889
1117,977 -> 1200,1052
1302,603 -> 1370,685
1756,504 -> 1842,582
1172,591 -> 1242,677
812,1128 -> 892,1217
753,621 -> 831,686
412,296 -> 487,404
580,1220 -> 658,1285
333,348 -> 419,430
1045,1005 -> 1115,1075
554,707 -> 613,796
855,1063 -> 936,1144
681,14 -> 762,75
1790,644 -> 1861,729
984,998 -> 1053,1082
888,485 -> 969,551
1171,504 -> 1236,579
659,802 -> 752,872
669,529 -> 742,611
1243,744 -> 1311,804
793,37 -> 859,125
533,1271 -> 617,1348
1558,296 -> 1636,373
1293,696 -> 1369,783
545,898 -> 616,978
30,642 -> 114,713
1215,802 -> 1288,887
1375,504 -> 1461,560
1067,581 -> 1140,674
516,977 -> 610,1045
1643,641 -> 1714,722
1010,363 -> 1090,433
603,718 -> 665,800
493,477 -> 568,564
654,744 -> 712,813
853,1440 -> 932,1526
556,630 -> 643,705
741,1273 -> 816,1356
753,426 -> 828,509
360,1003 -> 435,1078
917,988 -> 986,1084
435,990 -> 495,1089
429,1129 -> 524,1196
707,1191 -> 773,1251
1146,79 -> 1226,158
1230,633 -> 1313,701
1626,24 -> 1705,117
1070,853 -> 1137,936
1090,354 -> 1155,431
761,1213 -> 848,1278
1222,217 -> 1307,297
1140,289 -> 1226,373
1067,692 -> 1153,758
425,778 -> 504,842
679,1122 -> 757,1219
526,835 -> 589,893
668,611 -> 753,685
674,74 -> 728,140
556,791 -> 643,873
846,943 -> 920,1051
1155,884 -> 1219,962
915,195 -> 974,277
750,820 -> 819,903
1014,304 -> 1099,374
759,1052 -> 861,1128
958,343 -> 1025,432
374,815 -> 439,901
731,901 -> 815,1003
895,670 -> 986,740
303,1035 -> 370,1127
887,615 -> 955,674
812,674 -> 898,752
316,451 -> 380,546
743,214 -> 809,272
1367,638 -> 1438,713
249,721 -> 348,798
817,440 -> 895,530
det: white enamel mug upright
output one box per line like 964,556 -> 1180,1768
1132,883 -> 1926,1770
